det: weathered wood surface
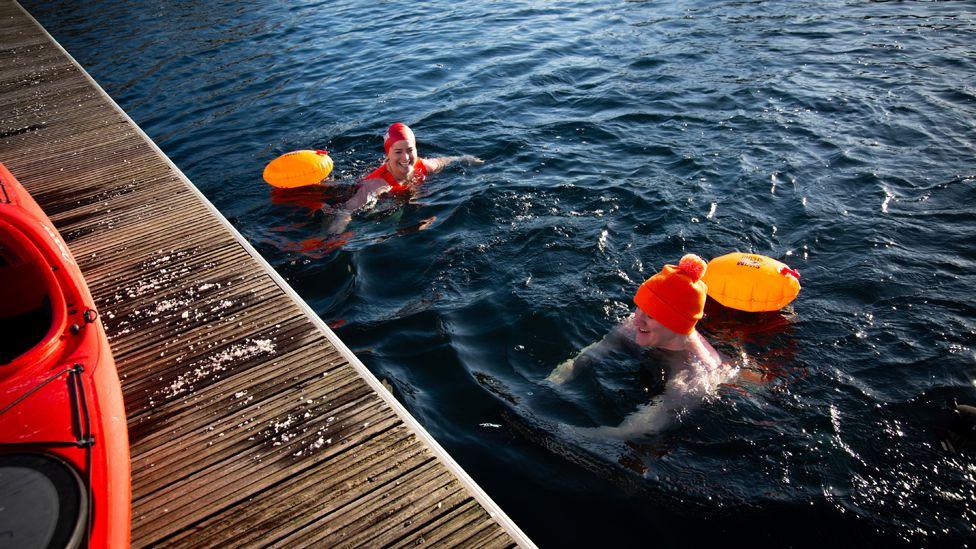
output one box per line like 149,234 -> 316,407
0,2 -> 531,547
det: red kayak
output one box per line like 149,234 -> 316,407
0,162 -> 130,548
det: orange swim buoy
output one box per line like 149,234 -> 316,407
262,149 -> 334,188
701,252 -> 801,312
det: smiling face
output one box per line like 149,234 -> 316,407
385,139 -> 417,183
633,308 -> 674,348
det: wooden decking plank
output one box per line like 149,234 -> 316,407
99,271 -> 258,345
0,49 -> 65,85
107,277 -> 286,369
0,71 -> 92,113
385,498 -> 487,548
133,401 -> 399,529
133,352 -> 386,464
130,390 -> 387,511
127,343 -> 346,457
156,425 -> 422,548
66,215 -> 238,282
107,281 -> 288,357
0,88 -> 100,126
132,401 -> 401,544
0,84 -> 109,128
66,211 -> 237,262
0,104 -> 105,148
102,261 -> 273,340
474,526 -> 518,549
0,33 -> 58,56
133,394 -> 396,514
5,113 -> 136,155
128,356 -> 371,491
272,457 -> 447,547
47,171 -> 182,230
46,172 -> 185,227
6,129 -> 154,182
75,228 -> 239,289
194,415 -> 418,548
0,61 -> 87,94
57,180 -> 204,236
15,121 -> 149,167
157,425 -> 424,548
29,153 -> 163,215
439,518 -> 509,549
1,3 -> 529,547
0,28 -> 46,52
111,297 -> 302,380
59,186 -> 202,243
77,243 -> 246,304
1,84 -> 117,120
327,479 -> 465,549
94,242 -> 260,319
121,313 -> 313,413
0,84 -> 90,115
102,270 -> 277,353
0,33 -> 59,57
333,477 -> 469,549
1,101 -> 124,147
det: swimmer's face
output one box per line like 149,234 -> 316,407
386,139 -> 417,182
633,309 -> 670,348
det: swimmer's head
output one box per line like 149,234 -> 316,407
384,122 -> 418,182
384,122 -> 416,155
633,254 -> 708,336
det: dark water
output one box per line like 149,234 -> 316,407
20,0 -> 976,545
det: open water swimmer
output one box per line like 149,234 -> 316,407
325,122 -> 483,234
33,0 -> 976,544
547,254 -> 738,438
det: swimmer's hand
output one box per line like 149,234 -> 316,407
325,209 -> 353,235
546,339 -> 606,385
460,155 -> 484,166
396,216 -> 437,235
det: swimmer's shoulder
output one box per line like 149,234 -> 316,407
609,318 -> 638,346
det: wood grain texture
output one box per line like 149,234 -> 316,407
0,2 -> 525,546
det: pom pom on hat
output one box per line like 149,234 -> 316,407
677,254 -> 707,281
633,254 -> 709,335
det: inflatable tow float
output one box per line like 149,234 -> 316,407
702,252 -> 801,312
263,149 -> 334,188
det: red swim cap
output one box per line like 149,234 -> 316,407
384,122 -> 416,154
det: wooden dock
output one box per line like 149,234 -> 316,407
0,2 -> 532,547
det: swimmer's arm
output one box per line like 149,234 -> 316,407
325,178 -> 388,233
545,340 -> 601,384
546,327 -> 627,384
423,155 -> 484,174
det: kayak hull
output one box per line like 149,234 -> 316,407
0,162 -> 130,548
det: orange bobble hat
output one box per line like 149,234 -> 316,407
633,254 -> 709,335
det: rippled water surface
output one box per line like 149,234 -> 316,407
21,0 -> 976,545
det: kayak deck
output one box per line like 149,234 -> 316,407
0,2 -> 531,547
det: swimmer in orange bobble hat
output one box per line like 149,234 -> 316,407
326,122 -> 483,233
547,254 -> 738,438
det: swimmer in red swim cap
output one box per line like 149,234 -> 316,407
327,122 -> 483,233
